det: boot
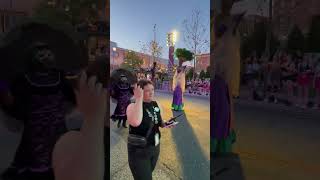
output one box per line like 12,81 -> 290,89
122,122 -> 128,128
117,120 -> 121,128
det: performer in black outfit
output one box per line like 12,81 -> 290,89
1,42 -> 76,180
110,74 -> 133,128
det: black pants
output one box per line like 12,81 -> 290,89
128,144 -> 160,180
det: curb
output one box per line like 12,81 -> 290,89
234,98 -> 320,117
155,90 -> 210,99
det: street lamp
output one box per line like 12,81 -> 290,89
166,30 -> 178,47
112,47 -> 117,70
172,30 -> 178,45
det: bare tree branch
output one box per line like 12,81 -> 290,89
183,9 -> 209,56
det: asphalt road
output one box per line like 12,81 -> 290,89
214,100 -> 320,180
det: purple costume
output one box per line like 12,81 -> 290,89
5,71 -> 75,176
111,82 -> 133,128
212,75 -> 230,139
172,84 -> 184,111
211,75 -> 235,153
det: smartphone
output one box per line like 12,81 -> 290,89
164,120 -> 179,128
163,114 -> 183,128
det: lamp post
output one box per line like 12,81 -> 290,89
166,30 -> 177,70
166,30 -> 178,91
112,47 -> 117,70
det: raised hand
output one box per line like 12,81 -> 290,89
75,72 -> 107,122
133,84 -> 143,100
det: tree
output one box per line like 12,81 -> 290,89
33,0 -> 100,27
287,25 -> 305,53
205,71 -> 210,79
139,41 -> 148,55
148,40 -> 163,66
251,22 -> 267,57
199,70 -> 206,80
175,48 -> 193,66
183,9 -> 209,79
240,22 -> 279,59
121,51 -> 143,71
307,15 -> 320,52
240,22 -> 268,59
186,68 -> 195,80
33,1 -> 72,26
205,65 -> 211,78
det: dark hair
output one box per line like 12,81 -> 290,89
138,79 -> 153,89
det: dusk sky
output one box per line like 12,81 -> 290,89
111,0 -> 210,59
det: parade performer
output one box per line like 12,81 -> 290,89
110,69 -> 135,128
172,67 -> 186,111
211,3 -> 244,154
1,42 -> 76,180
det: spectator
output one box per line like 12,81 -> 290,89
281,54 -> 297,106
297,55 -> 312,108
269,54 -> 281,103
314,58 -> 320,109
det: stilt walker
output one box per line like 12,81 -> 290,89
211,0 -> 244,155
172,67 -> 186,111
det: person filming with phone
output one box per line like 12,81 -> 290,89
126,79 -> 179,180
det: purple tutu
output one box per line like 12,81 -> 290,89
172,85 -> 184,111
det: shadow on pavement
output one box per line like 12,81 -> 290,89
212,153 -> 246,180
171,110 -> 210,180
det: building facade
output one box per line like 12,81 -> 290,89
238,14 -> 268,37
273,0 -> 320,39
0,0 -> 41,35
110,41 -> 169,71
196,53 -> 210,73
110,41 -> 210,73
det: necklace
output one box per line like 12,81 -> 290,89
145,107 -> 158,124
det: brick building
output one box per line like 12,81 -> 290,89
273,0 -> 320,39
195,53 -> 210,73
0,0 -> 40,35
238,14 -> 268,37
110,41 -> 168,71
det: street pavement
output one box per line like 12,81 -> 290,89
110,92 -> 211,180
0,91 -> 210,180
213,99 -> 320,180
2,89 -> 318,180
